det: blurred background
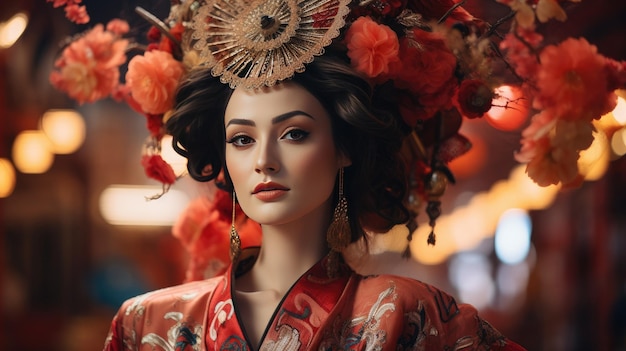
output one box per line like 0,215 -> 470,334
1,0 -> 625,350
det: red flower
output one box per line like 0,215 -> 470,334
390,29 -> 458,121
345,17 -> 399,78
534,38 -> 616,121
605,58 -> 626,92
141,154 -> 176,184
454,79 -> 494,118
145,114 -> 164,139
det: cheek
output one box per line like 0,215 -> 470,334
289,143 -> 339,187
225,149 -> 248,188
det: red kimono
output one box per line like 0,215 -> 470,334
103,251 -> 526,350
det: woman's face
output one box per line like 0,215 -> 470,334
224,82 -> 349,226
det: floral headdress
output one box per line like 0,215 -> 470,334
48,0 -> 626,274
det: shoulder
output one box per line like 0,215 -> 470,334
349,272 -> 462,325
350,272 -> 523,350
118,276 -> 223,318
104,276 -> 225,350
355,272 -> 451,302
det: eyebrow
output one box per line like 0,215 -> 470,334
226,110 -> 314,127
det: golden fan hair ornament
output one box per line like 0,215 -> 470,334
188,0 -> 351,88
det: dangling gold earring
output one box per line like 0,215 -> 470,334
230,191 -> 241,262
326,168 -> 351,252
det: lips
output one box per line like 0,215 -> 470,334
252,182 -> 290,201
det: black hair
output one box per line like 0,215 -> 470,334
166,51 -> 410,243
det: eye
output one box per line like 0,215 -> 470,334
282,129 -> 309,141
226,134 -> 254,147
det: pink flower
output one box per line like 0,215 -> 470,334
47,0 -> 70,8
106,19 -> 130,36
500,30 -> 543,79
173,191 -> 262,281
515,110 -> 557,163
534,38 -> 615,121
345,17 -> 399,78
141,154 -> 176,184
64,4 -> 90,24
126,50 -> 184,115
49,24 -> 128,103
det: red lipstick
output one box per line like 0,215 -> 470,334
252,182 -> 289,201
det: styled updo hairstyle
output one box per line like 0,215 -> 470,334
166,50 -> 410,244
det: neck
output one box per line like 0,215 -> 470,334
237,202 -> 332,295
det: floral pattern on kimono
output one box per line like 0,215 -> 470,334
103,250 -> 526,351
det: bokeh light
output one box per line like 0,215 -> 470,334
494,209 -> 532,265
12,130 -> 54,174
0,12 -> 28,49
0,158 -> 16,198
40,109 -> 86,154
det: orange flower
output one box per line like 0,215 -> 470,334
126,50 -> 184,115
173,191 -> 262,281
534,38 -> 615,121
49,24 -> 128,103
345,16 -> 399,78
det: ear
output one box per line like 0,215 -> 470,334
337,152 -> 352,168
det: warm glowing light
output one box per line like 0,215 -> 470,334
512,165 -> 560,210
486,85 -> 530,131
161,135 -> 188,175
448,134 -> 487,179
0,158 -> 16,198
0,12 -> 28,49
611,128 -> 626,156
40,109 -> 86,154
12,130 -> 54,174
494,209 -> 532,265
411,165 -> 559,265
613,96 -> 626,125
99,185 -> 190,226
579,130 -> 609,181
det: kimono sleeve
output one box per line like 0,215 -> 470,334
389,277 -> 527,350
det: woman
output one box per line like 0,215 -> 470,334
102,52 -> 525,350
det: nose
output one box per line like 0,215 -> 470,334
254,139 -> 280,174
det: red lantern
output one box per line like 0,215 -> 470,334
486,85 -> 530,131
